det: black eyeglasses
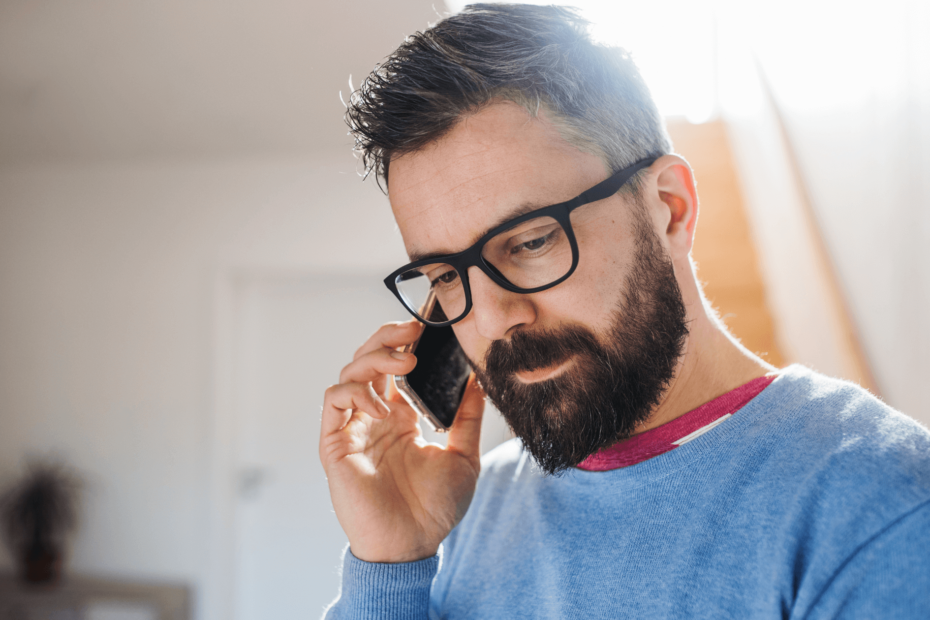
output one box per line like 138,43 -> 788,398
384,157 -> 657,326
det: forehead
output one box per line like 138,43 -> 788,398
387,102 -> 610,260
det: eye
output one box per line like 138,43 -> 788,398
510,230 -> 557,255
521,236 -> 549,251
430,269 -> 459,286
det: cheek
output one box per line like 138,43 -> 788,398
452,323 -> 489,369
538,266 -> 616,334
451,215 -> 635,360
561,216 -> 636,330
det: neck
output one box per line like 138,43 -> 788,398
635,296 -> 776,436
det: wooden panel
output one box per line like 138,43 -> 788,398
667,119 -> 785,367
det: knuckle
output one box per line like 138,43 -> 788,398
379,320 -> 409,337
323,383 -> 340,401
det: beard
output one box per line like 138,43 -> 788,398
473,209 -> 689,475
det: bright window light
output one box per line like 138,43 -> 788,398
443,0 -> 718,123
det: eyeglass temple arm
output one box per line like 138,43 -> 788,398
571,157 -> 657,210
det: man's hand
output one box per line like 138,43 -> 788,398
319,320 -> 486,564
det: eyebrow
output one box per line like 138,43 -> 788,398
407,200 -> 547,263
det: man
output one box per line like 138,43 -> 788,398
320,4 -> 930,618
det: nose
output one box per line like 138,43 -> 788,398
466,266 -> 537,340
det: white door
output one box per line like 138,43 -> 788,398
230,274 -> 510,620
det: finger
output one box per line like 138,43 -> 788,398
321,382 -> 391,437
446,373 -> 486,460
371,372 -> 389,399
372,369 -> 398,401
339,348 -> 417,387
386,371 -> 406,404
352,320 -> 423,362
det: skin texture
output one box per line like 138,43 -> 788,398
319,101 -> 774,563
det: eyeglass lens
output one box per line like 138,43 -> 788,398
394,215 -> 573,324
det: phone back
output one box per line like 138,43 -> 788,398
405,325 -> 471,429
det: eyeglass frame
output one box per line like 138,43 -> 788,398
383,156 -> 658,327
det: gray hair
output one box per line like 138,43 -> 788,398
345,3 -> 672,191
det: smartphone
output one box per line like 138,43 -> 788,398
394,291 -> 472,432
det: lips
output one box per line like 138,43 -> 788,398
486,329 -> 589,377
514,355 -> 576,383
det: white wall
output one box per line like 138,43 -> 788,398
0,155 -> 408,616
757,3 -> 930,419
719,0 -> 930,421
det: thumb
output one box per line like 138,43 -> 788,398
446,373 -> 485,459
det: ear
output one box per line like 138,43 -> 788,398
649,154 -> 698,260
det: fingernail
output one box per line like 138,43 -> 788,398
376,397 -> 390,416
390,350 -> 411,360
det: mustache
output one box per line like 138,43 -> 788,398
483,324 -> 605,376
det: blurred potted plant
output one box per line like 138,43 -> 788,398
0,461 -> 82,584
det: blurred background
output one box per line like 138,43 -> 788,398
0,0 -> 927,618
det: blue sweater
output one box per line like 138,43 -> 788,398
325,366 -> 930,618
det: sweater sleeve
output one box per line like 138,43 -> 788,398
322,547 -> 439,620
804,500 -> 930,619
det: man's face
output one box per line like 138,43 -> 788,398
389,102 -> 687,473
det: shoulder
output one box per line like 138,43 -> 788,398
764,365 -> 930,463
466,438 -> 540,518
476,437 -> 534,491
757,368 -> 930,616
440,438 -> 531,557
749,365 -> 930,530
